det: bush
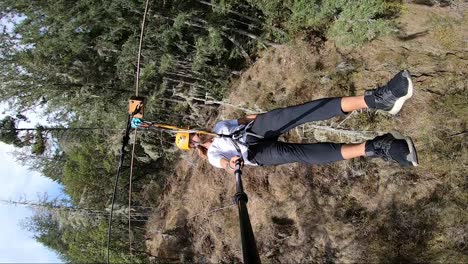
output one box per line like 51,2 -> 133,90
246,0 -> 399,47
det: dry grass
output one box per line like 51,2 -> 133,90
145,3 -> 468,263
430,14 -> 466,50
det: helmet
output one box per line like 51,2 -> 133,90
175,132 -> 191,150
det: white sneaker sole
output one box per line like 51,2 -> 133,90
388,70 -> 413,115
390,131 -> 419,167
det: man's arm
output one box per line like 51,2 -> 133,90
237,114 -> 257,125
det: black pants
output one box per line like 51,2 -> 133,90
246,97 -> 346,166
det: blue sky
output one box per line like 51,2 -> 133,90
0,143 -> 64,263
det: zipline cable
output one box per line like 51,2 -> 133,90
127,0 -> 151,253
106,0 -> 150,262
135,0 -> 150,97
128,128 -> 138,254
106,114 -> 132,264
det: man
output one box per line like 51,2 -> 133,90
175,70 -> 418,175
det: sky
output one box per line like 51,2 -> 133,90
0,143 -> 64,263
0,105 -> 64,263
0,13 -> 75,263
0,15 -> 64,263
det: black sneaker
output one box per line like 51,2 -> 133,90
365,70 -> 414,115
365,131 -> 419,167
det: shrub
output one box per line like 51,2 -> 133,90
247,0 -> 399,47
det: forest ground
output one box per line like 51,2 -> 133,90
145,3 -> 467,263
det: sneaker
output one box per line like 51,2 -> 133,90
365,70 -> 414,115
365,131 -> 419,167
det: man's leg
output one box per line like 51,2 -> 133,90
341,143 -> 366,160
248,70 -> 413,140
249,96 -> 368,140
341,96 -> 368,112
247,141 -> 366,166
248,141 -> 345,166
248,132 -> 418,167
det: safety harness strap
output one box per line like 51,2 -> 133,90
222,121 -> 264,163
224,120 -> 263,144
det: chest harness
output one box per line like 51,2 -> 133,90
212,121 -> 265,161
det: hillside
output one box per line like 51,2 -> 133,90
145,3 -> 467,263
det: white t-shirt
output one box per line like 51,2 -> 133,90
207,119 -> 258,168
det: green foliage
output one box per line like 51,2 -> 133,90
31,126 -> 46,155
140,62 -> 158,84
0,116 -> 47,153
249,0 -> 286,23
24,206 -> 146,263
63,222 -> 145,264
158,54 -> 175,74
25,211 -> 68,262
327,1 -> 396,47
1,0 -> 400,129
36,153 -> 66,184
246,0 -> 398,47
0,0 -> 139,125
193,27 -> 227,72
62,134 -> 116,206
0,116 -> 23,147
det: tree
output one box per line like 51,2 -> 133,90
0,115 -> 124,155
16,197 -> 146,263
0,116 -> 24,147
0,0 -> 139,124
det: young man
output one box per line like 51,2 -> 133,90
175,70 -> 419,175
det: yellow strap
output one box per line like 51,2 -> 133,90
152,124 -> 218,137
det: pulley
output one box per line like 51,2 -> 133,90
128,96 -> 146,119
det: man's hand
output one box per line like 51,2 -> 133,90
229,156 -> 244,170
221,156 -> 244,175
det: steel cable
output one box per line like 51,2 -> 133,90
106,0 -> 151,262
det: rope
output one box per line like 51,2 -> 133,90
127,0 -> 150,256
106,114 -> 132,264
133,119 -> 220,137
152,124 -> 218,137
135,0 -> 150,96
128,128 -> 138,254
107,0 -> 150,262
127,0 -> 151,254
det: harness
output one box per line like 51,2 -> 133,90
228,121 -> 263,144
217,121 -> 263,158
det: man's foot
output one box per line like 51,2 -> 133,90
365,131 -> 419,167
364,70 -> 414,115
